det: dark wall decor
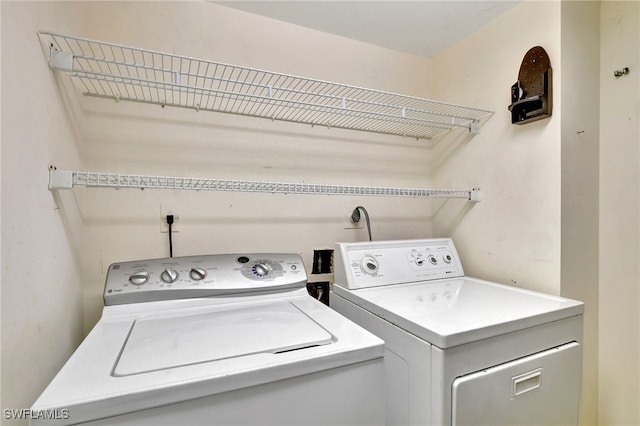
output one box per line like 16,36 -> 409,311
508,46 -> 552,124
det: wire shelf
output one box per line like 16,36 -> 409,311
39,31 -> 493,140
48,169 -> 480,201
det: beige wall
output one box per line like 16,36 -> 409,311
1,3 -> 437,416
598,1 -> 640,425
73,1 -> 436,330
2,1 -> 639,425
1,1 -> 86,422
431,1 -> 562,296
430,2 -> 639,425
560,1 -> 601,424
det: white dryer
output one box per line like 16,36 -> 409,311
330,239 -> 584,426
31,253 -> 384,425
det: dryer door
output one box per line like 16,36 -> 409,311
452,342 -> 581,426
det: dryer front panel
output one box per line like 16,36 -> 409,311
451,342 -> 581,426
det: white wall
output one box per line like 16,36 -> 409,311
598,1 -> 640,425
1,1 -> 86,422
431,1 -> 562,296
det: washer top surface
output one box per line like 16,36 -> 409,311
31,253 -> 384,425
333,239 -> 584,348
115,300 -> 332,376
32,291 -> 383,425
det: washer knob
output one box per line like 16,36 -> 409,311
160,268 -> 179,283
129,271 -> 149,286
253,263 -> 270,277
190,267 -> 207,281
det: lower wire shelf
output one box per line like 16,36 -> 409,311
48,168 -> 480,201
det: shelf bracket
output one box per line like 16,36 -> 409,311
48,47 -> 74,72
48,167 -> 74,190
469,188 -> 481,202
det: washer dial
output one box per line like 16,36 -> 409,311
190,267 -> 207,281
160,268 -> 179,283
252,263 -> 271,277
129,271 -> 149,286
240,259 -> 283,280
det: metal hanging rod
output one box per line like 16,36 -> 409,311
48,168 -> 481,201
39,30 -> 493,140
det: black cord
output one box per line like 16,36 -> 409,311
166,215 -> 174,257
351,206 -> 372,241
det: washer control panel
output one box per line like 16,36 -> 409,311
104,253 -> 306,305
334,239 -> 464,290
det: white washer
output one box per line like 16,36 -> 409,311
330,239 -> 584,426
31,253 -> 384,426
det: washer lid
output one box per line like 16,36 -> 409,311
333,277 -> 584,349
30,292 -> 384,426
115,301 -> 332,376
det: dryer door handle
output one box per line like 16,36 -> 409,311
511,368 -> 542,397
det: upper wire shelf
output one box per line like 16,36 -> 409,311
39,31 -> 493,140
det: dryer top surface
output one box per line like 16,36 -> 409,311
333,276 -> 583,348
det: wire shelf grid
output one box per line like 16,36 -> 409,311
40,31 -> 493,140
67,171 -> 474,199
47,168 -> 477,200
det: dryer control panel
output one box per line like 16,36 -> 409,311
334,239 -> 464,290
104,253 -> 306,305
